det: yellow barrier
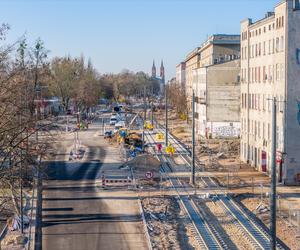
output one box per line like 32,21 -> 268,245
165,144 -> 175,155
144,121 -> 154,130
156,133 -> 164,140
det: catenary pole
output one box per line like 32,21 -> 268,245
270,97 -> 277,250
191,90 -> 195,185
165,84 -> 168,146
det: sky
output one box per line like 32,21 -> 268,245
1,0 -> 279,80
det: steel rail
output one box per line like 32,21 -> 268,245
144,130 -> 225,250
146,127 -> 287,250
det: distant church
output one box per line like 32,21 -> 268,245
151,60 -> 165,95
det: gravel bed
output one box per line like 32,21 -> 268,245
194,197 -> 257,250
142,196 -> 198,250
237,196 -> 300,250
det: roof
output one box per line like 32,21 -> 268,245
199,34 -> 240,52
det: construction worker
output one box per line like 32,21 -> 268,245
157,143 -> 162,154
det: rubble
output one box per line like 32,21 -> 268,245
1,232 -> 27,248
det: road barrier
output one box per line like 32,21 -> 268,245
103,179 -> 132,184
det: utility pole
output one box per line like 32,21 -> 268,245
191,90 -> 195,185
35,85 -> 42,250
19,92 -> 24,234
165,85 -> 168,146
270,97 -> 277,250
151,101 -> 154,127
143,85 -> 147,121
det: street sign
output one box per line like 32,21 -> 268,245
145,171 -> 153,179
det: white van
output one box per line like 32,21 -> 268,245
109,117 -> 118,125
114,121 -> 126,132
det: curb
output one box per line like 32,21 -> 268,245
138,199 -> 153,250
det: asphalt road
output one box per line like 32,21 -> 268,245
42,118 -> 148,250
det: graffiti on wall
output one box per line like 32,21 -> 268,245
296,48 -> 300,65
297,99 -> 300,125
213,126 -> 240,138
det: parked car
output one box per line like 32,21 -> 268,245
109,117 -> 118,125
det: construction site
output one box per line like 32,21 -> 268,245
99,106 -> 300,250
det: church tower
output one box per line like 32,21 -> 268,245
152,60 -> 156,78
160,60 -> 165,84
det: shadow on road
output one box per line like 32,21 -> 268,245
42,213 -> 142,228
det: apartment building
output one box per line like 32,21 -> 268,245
175,62 -> 186,90
184,35 -> 240,111
191,34 -> 241,138
199,34 -> 240,67
193,59 -> 241,138
184,48 -> 201,109
240,0 -> 300,185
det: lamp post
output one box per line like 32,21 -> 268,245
165,84 -> 168,146
191,90 -> 195,185
270,97 -> 277,250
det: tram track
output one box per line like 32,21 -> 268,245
144,125 -> 288,250
144,130 -> 226,249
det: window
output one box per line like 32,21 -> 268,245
280,36 -> 284,51
294,0 -> 300,10
269,65 -> 273,82
268,40 -> 271,54
241,94 -> 244,107
272,39 -> 275,53
276,37 -> 279,52
255,44 -> 258,57
263,66 -> 266,82
263,41 -> 266,55
263,94 -> 266,111
279,18 -> 282,28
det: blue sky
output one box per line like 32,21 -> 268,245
1,0 -> 278,80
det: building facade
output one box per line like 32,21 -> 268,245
240,0 -> 300,184
190,34 -> 241,138
184,48 -> 201,109
193,60 -> 241,138
176,62 -> 186,90
198,34 -> 240,67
